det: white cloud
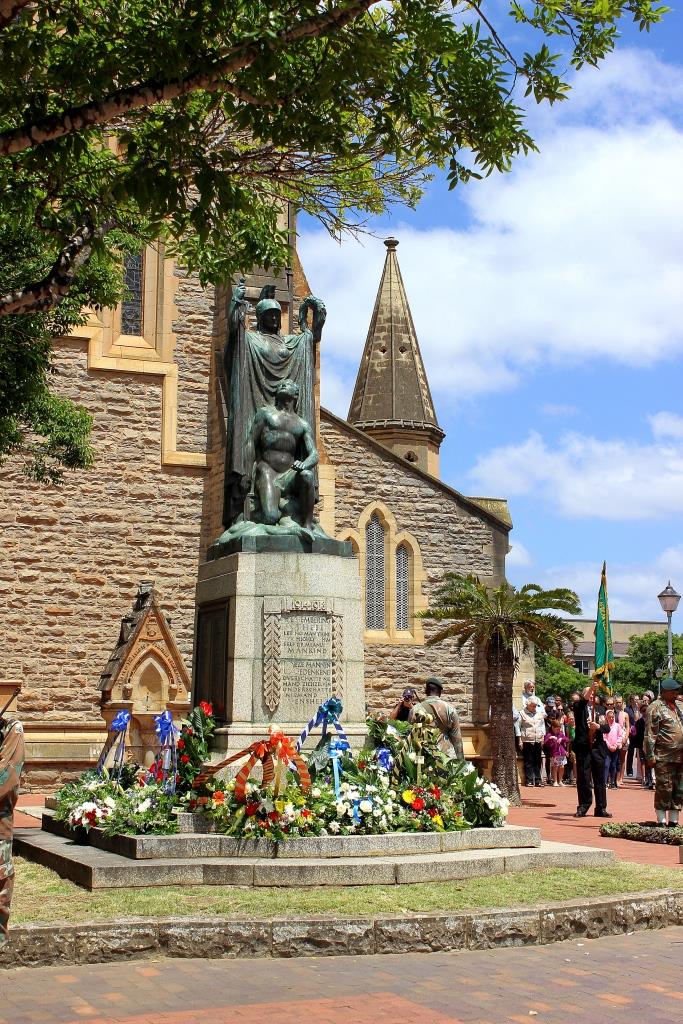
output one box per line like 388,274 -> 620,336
299,49 -> 683,412
517,546 -> 683,622
540,403 -> 578,418
649,411 -> 683,440
506,541 -> 533,567
467,418 -> 683,520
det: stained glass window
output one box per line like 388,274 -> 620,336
121,252 -> 144,335
365,513 -> 385,629
396,544 -> 409,630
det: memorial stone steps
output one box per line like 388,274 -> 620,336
14,811 -> 613,891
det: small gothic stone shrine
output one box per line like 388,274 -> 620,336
99,581 -> 191,765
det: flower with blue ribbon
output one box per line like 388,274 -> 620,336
97,709 -> 131,779
296,696 -> 349,753
328,737 -> 350,797
111,710 -> 131,733
376,747 -> 393,773
152,710 -> 179,794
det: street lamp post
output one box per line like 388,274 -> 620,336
657,581 -> 681,694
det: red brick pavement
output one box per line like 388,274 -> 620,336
507,776 -> 682,867
15,793 -> 46,829
2,927 -> 683,1024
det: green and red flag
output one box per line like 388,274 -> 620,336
593,561 -> 614,695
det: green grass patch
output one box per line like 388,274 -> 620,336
11,858 -> 679,926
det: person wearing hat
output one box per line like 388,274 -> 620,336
410,678 -> 464,759
644,677 -> 683,826
390,687 -> 419,722
0,695 -> 24,947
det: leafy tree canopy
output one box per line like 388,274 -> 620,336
534,650 -> 585,705
0,0 -> 668,477
610,631 -> 683,696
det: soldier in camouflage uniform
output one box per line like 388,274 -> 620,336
644,677 -> 683,826
410,677 -> 464,760
0,714 -> 25,946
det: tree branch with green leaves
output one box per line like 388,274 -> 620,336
0,0 -> 668,478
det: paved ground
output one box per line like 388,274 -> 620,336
2,927 -> 683,1023
507,775 -> 682,867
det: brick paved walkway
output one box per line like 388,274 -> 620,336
507,776 -> 682,867
2,927 -> 683,1023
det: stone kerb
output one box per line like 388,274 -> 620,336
4,890 -> 683,969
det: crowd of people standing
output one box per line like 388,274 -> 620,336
514,679 -> 659,807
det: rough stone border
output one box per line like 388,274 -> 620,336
3,889 -> 682,969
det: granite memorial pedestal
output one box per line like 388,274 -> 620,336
192,541 -> 366,754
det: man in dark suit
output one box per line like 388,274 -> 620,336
573,682 -> 612,818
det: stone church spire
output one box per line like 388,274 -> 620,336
348,237 -> 445,477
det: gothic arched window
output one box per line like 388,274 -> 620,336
120,251 -> 144,336
365,513 -> 385,629
396,543 -> 409,630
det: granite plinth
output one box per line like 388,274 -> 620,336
192,550 -> 365,751
14,826 -> 612,890
41,811 -> 542,860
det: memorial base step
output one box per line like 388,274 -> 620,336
15,826 -> 612,891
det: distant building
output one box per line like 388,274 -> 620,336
566,619 -> 668,676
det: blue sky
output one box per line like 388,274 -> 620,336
299,5 -> 683,624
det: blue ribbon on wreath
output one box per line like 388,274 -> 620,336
153,710 -> 179,795
376,747 -> 393,773
97,709 -> 131,779
329,737 -> 350,797
296,696 -> 348,753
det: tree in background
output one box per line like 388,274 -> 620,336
534,650 -> 586,705
420,574 -> 580,804
0,0 -> 668,476
610,631 -> 683,696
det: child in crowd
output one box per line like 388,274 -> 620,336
603,708 -> 625,788
564,709 -> 576,784
543,719 -> 569,787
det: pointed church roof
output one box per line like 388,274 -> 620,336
348,238 -> 444,439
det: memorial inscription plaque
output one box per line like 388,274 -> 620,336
262,599 -> 343,715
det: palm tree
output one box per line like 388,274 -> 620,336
420,574 -> 581,805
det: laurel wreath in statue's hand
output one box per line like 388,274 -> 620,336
298,295 -> 327,341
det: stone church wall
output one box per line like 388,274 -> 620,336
321,413 -> 509,727
0,270 -> 218,748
